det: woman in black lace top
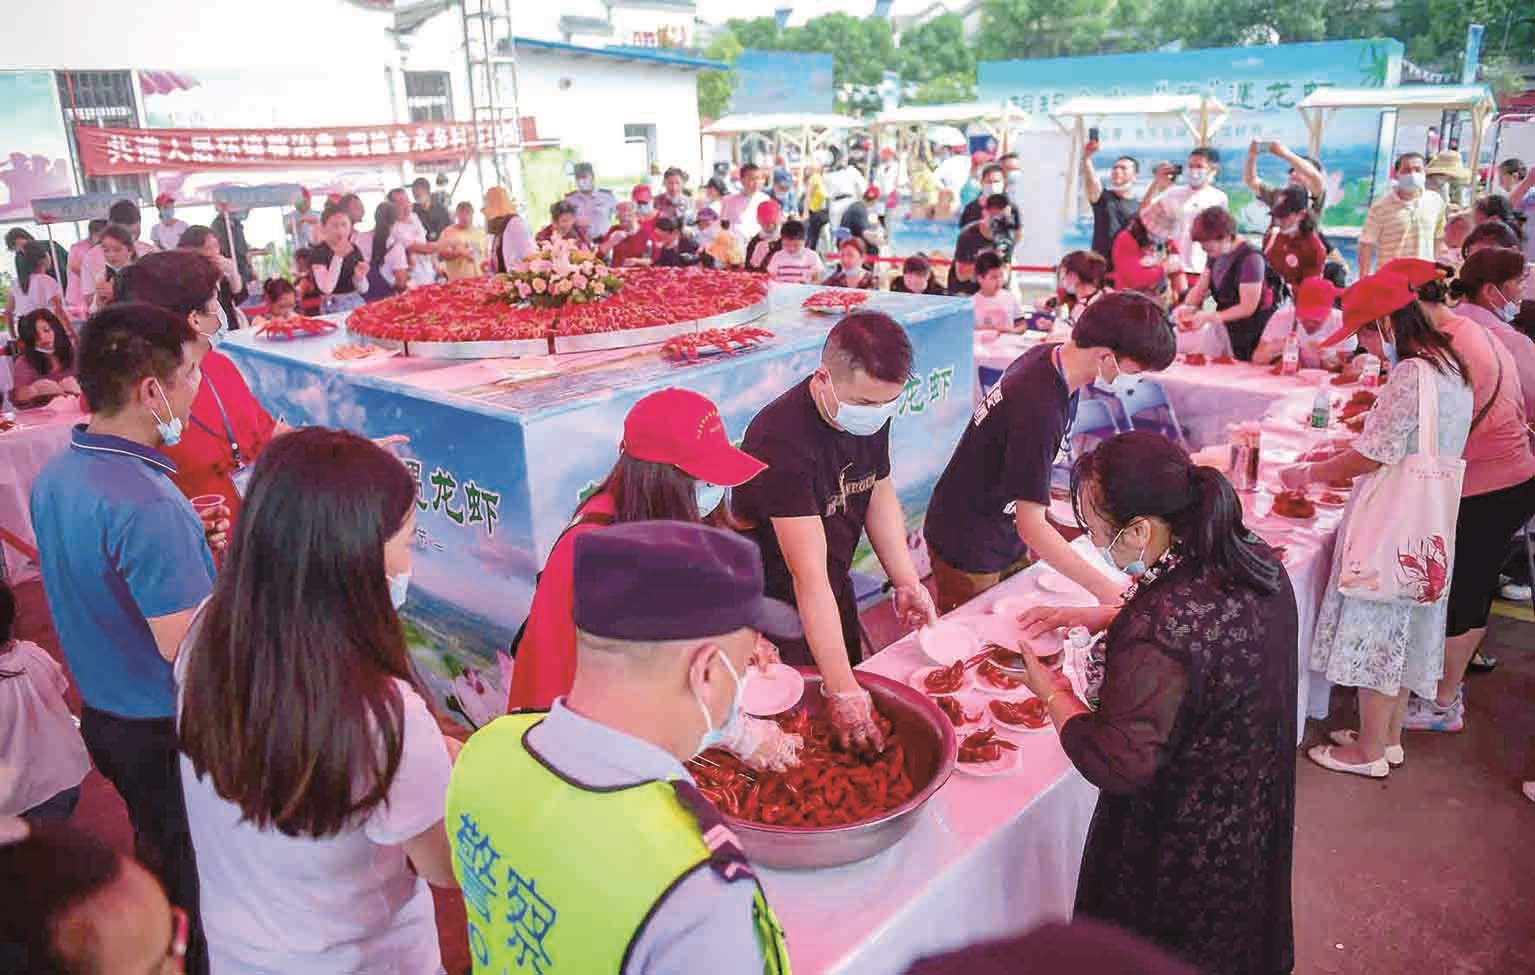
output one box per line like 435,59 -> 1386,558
1017,432 -> 1298,975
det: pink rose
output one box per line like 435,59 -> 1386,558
593,280 -> 606,294
572,274 -> 589,289
515,281 -> 531,298
532,278 -> 548,293
529,259 -> 553,274
552,279 -> 571,295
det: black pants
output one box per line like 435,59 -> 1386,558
806,210 -> 830,253
1447,475 -> 1535,637
773,570 -> 862,670
80,707 -> 208,975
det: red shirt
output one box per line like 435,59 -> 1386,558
603,220 -> 656,266
506,491 -> 617,711
1263,229 -> 1327,287
162,350 -> 277,525
1112,228 -> 1174,292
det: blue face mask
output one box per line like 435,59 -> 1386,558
694,481 -> 726,516
205,303 -> 231,346
387,571 -> 411,610
825,374 -> 899,436
694,649 -> 744,754
1375,324 -> 1398,367
1096,355 -> 1138,395
149,379 -> 184,447
1099,522 -> 1148,578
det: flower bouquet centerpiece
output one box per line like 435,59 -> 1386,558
494,237 -> 624,309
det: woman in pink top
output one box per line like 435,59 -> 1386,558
1390,260 -> 1535,733
1450,248 -> 1535,418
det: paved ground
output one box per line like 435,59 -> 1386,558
14,577 -> 1532,974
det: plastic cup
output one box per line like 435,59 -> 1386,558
190,494 -> 225,518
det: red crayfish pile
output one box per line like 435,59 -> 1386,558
688,708 -> 916,828
661,326 -> 774,362
254,316 -> 337,340
801,289 -> 870,314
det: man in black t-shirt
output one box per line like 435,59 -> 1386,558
734,312 -> 938,752
1082,142 -> 1140,270
923,293 -> 1178,613
958,164 -> 1022,230
948,194 -> 1014,295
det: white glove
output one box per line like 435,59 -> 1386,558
891,583 -> 938,629
823,685 -> 886,753
721,715 -> 804,772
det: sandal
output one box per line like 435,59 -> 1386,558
1467,650 -> 1497,673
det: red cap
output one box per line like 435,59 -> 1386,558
1294,276 -> 1338,320
863,184 -> 880,201
631,184 -> 653,204
622,389 -> 766,487
299,186 -> 312,200
971,150 -> 992,166
879,146 -> 896,160
1322,272 -> 1417,347
1377,258 -> 1442,289
154,193 -> 175,207
756,199 -> 781,224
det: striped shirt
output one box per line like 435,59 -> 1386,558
1360,191 -> 1445,268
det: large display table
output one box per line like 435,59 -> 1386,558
221,285 -> 975,709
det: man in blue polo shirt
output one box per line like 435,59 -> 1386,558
31,301 -> 216,972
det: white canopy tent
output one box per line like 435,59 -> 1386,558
1295,85 -> 1498,188
701,112 -> 860,167
1050,94 -> 1231,221
871,101 -> 1029,159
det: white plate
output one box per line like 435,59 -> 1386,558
916,619 -> 982,666
908,664 -> 976,696
955,739 -> 1025,776
740,664 -> 805,717
987,697 -> 1054,735
990,595 -> 1034,627
972,661 -> 1030,696
930,692 -> 989,733
1034,572 -> 1078,595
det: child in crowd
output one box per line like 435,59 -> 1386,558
971,251 -> 1025,332
889,253 -> 947,295
745,200 -> 783,273
766,219 -> 825,284
291,249 -> 324,316
824,237 -> 877,289
705,219 -> 744,269
250,278 -> 300,333
0,581 -> 91,823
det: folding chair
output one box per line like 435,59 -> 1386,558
1112,379 -> 1189,450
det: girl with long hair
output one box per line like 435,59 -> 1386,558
178,428 -> 455,972
366,202 -> 407,300
506,387 -> 766,710
1263,184 -> 1328,288
1017,431 -> 1296,975
6,240 -> 68,328
1281,267 -> 1474,775
10,309 -> 78,406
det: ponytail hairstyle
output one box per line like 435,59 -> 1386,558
1387,301 -> 1468,381
1071,431 -> 1281,595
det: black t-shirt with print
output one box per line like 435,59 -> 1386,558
924,343 -> 1077,574
734,378 -> 892,604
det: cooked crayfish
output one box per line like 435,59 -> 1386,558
254,316 -> 337,340
958,728 -> 1018,763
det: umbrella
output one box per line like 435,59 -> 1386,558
927,125 -> 967,147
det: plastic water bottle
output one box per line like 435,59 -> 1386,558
1309,379 -> 1331,430
1281,328 -> 1300,376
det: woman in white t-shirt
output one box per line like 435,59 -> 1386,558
6,241 -> 67,329
0,581 -> 91,821
177,429 -> 458,974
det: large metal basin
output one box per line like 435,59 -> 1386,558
726,669 -> 957,871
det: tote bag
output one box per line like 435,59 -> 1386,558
1335,360 -> 1466,604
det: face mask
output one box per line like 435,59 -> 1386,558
149,379 -> 184,447
693,648 -> 743,754
1395,172 -> 1426,193
1186,169 -> 1210,188
160,209 -> 176,221
1278,222 -> 1299,235
204,303 -> 230,345
1099,522 -> 1148,577
387,571 -> 411,610
1096,355 -> 1138,395
576,178 -> 594,193
824,374 -> 898,436
695,481 -> 726,516
1491,286 -> 1520,323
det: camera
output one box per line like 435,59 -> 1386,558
987,214 -> 1017,255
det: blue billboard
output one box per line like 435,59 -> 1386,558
731,49 -> 836,115
979,39 -> 1406,230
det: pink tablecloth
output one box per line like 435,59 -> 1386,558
0,402 -> 83,581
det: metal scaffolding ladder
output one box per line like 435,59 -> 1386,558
460,0 -> 523,194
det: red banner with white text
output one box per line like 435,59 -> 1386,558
75,120 -> 528,175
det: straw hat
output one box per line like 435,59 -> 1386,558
1425,150 -> 1471,182
481,186 -> 518,220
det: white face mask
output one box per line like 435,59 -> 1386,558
693,648 -> 743,754
1096,354 -> 1138,395
694,481 -> 726,516
1491,286 -> 1520,323
1097,521 -> 1148,577
1395,171 -> 1426,193
823,373 -> 899,436
202,303 -> 230,345
576,177 -> 594,193
1186,169 -> 1210,188
149,379 -> 184,447
387,571 -> 411,609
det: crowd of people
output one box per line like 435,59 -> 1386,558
3,135 -> 1535,975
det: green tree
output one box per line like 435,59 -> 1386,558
724,16 -> 785,51
976,0 -> 1117,61
897,12 -> 975,84
782,12 -> 897,87
697,30 -> 743,120
908,72 -> 977,105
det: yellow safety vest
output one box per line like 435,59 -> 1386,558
446,713 -> 791,974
